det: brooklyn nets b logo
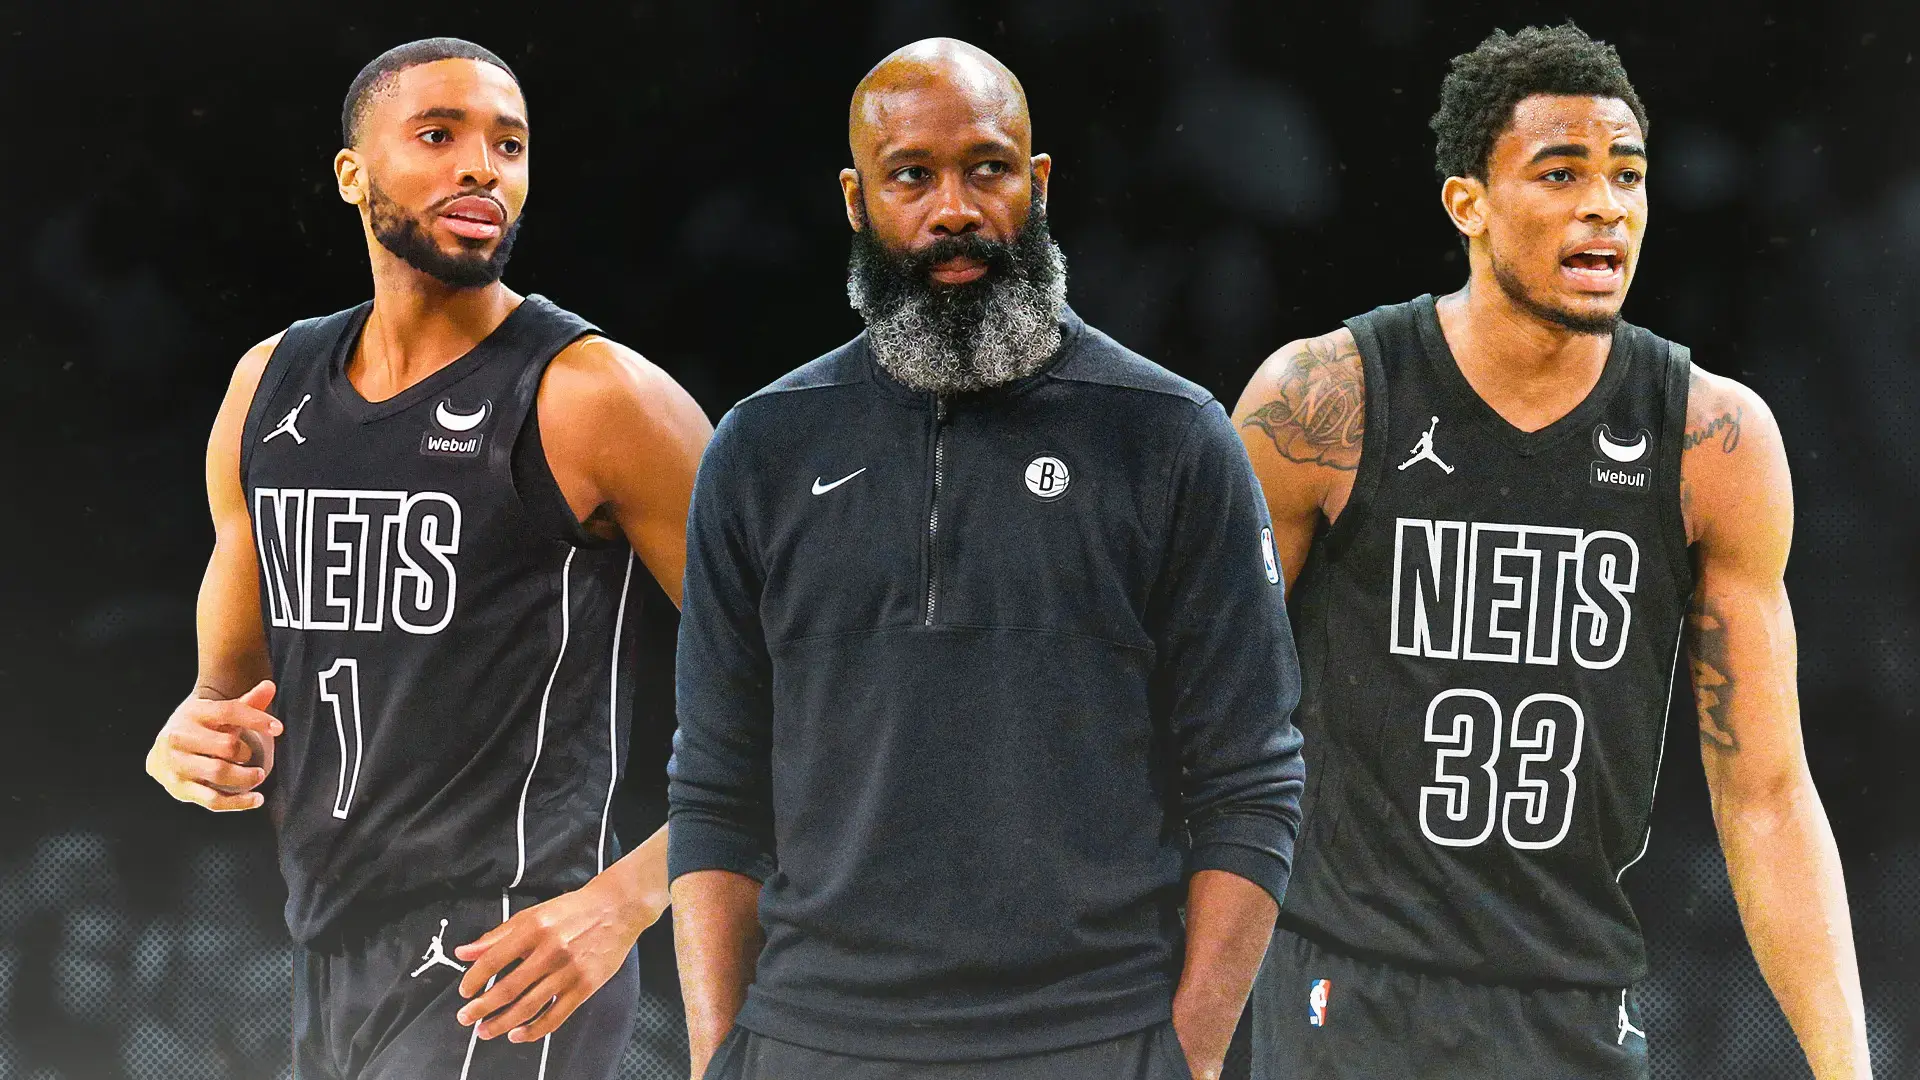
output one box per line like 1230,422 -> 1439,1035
1024,455 -> 1071,500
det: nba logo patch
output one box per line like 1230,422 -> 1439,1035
1261,527 -> 1280,585
1308,979 -> 1332,1027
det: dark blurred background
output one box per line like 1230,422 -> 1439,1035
3,1 -> 1916,1077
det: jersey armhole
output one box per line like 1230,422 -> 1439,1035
1319,314 -> 1392,557
1658,341 -> 1696,600
488,338 -> 612,549
237,316 -> 330,487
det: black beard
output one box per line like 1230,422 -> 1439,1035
368,181 -> 520,289
847,200 -> 1068,394
1492,253 -> 1620,336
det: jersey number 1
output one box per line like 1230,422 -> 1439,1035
1419,689 -> 1585,850
317,659 -> 365,819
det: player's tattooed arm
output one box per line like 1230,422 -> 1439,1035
1683,403 -> 1742,453
1231,328 -> 1364,590
1237,334 -> 1365,469
1685,368 -> 1871,1078
1685,589 -> 1739,753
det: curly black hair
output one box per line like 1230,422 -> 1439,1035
341,38 -> 519,148
1431,23 -> 1646,181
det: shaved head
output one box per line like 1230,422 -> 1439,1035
839,39 -> 1064,395
849,37 -> 1031,158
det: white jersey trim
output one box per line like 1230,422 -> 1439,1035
512,549 -> 575,889
598,552 -> 637,873
1617,618 -> 1686,881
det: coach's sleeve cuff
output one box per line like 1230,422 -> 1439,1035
1188,840 -> 1292,906
665,815 -> 775,885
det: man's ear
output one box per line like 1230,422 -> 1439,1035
839,168 -> 863,232
1440,174 -> 1486,243
1029,153 -> 1053,213
335,148 -> 366,207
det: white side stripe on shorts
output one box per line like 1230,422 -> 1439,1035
456,894 -> 555,1079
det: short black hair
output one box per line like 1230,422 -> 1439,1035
341,37 -> 519,147
1431,23 -> 1647,181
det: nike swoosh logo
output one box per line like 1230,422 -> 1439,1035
1596,426 -> 1649,463
435,400 -> 491,432
812,468 -> 867,495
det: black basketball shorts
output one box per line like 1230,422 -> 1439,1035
1250,927 -> 1649,1079
293,893 -> 641,1080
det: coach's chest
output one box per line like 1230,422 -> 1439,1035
756,398 -> 1165,648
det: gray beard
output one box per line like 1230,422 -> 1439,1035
849,240 -> 1069,395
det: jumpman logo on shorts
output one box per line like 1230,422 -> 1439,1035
1616,989 -> 1645,1044
1397,415 -> 1454,474
263,394 -> 313,445
410,918 -> 469,978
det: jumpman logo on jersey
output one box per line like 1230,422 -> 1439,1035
410,918 -> 469,977
1397,415 -> 1454,474
1616,990 -> 1646,1044
263,395 -> 313,445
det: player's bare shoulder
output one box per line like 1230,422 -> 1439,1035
536,334 -> 711,536
1232,327 -> 1366,473
208,331 -> 290,488
547,334 -> 659,392
1680,363 -> 1790,548
220,332 -> 287,421
538,335 -> 709,452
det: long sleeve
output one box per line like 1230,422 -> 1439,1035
667,409 -> 777,883
1152,400 -> 1307,903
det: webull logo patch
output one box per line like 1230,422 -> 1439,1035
420,398 -> 491,458
420,432 -> 484,458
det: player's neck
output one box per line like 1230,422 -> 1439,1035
1434,279 -> 1613,433
351,262 -> 522,403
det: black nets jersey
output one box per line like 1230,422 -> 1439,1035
238,296 -> 642,945
1276,295 -> 1693,986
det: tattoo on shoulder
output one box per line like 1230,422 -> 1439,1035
1686,591 -> 1739,753
1683,405 -> 1742,454
1240,337 -> 1365,470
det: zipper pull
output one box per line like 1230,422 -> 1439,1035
934,394 -> 948,422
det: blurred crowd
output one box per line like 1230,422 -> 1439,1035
0,825 -> 1911,1078
0,832 -> 689,1080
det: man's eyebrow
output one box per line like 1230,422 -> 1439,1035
874,133 -> 1018,165
877,146 -> 934,166
1611,141 -> 1648,160
963,138 -> 1018,157
406,107 -> 529,133
1528,143 -> 1590,165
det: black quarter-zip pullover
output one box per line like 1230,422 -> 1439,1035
669,309 -> 1305,1060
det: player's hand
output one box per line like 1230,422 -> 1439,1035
146,680 -> 281,811
453,872 -> 661,1043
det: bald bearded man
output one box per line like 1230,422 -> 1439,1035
666,39 -> 1306,1080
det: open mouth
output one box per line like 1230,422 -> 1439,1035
1564,251 -> 1621,272
1560,244 -> 1625,288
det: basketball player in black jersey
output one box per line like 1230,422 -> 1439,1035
143,39 -> 711,1079
1231,24 -> 1869,1079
